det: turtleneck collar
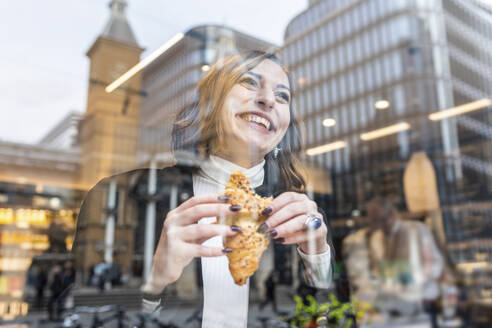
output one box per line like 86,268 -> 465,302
199,155 -> 265,189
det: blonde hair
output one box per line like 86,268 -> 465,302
173,51 -> 306,192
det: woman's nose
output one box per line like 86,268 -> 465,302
255,88 -> 275,111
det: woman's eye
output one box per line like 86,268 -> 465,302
241,77 -> 258,87
277,92 -> 290,103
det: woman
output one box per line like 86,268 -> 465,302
77,51 -> 332,327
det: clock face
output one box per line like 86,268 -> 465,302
110,62 -> 128,80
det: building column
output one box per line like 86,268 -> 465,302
104,178 -> 117,264
143,160 -> 157,281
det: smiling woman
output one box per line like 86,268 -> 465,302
173,51 -> 305,192
76,50 -> 333,328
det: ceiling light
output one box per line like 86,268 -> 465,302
360,122 -> 410,141
106,33 -> 185,93
374,99 -> 390,110
306,141 -> 346,156
322,118 -> 336,127
428,98 -> 491,121
201,64 -> 210,72
297,77 -> 307,84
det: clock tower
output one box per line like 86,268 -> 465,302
80,0 -> 144,187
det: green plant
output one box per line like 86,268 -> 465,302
287,294 -> 366,328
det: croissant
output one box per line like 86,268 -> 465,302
222,170 -> 272,286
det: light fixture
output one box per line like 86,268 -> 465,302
360,122 -> 410,141
201,64 -> 210,72
297,77 -> 307,84
322,118 -> 336,127
106,33 -> 185,93
306,141 -> 346,156
428,98 -> 491,121
374,99 -> 390,110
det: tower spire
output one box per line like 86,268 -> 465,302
100,0 -> 139,46
109,0 -> 128,17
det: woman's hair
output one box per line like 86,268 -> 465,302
172,50 -> 306,192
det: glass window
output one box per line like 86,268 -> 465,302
356,67 -> 364,94
312,57 -> 319,81
365,62 -> 373,91
354,35 -> 362,62
360,2 -> 369,27
291,42 -> 297,64
339,75 -> 346,101
321,56 -> 328,78
320,26 -> 327,49
346,40 -> 354,67
316,114 -> 323,142
327,21 -> 335,45
379,24 -> 388,50
393,84 -> 405,114
351,7 -> 360,32
340,104 -> 348,133
348,70 -> 356,98
329,50 -> 336,75
363,31 -> 371,57
351,101 -> 359,130
331,79 -> 338,104
314,86 -> 321,112
306,88 -> 313,114
321,81 -> 330,107
374,58 -> 382,87
336,16 -> 344,40
337,46 -> 345,69
344,12 -> 352,35
392,52 -> 403,79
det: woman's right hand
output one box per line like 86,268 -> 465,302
142,194 -> 240,294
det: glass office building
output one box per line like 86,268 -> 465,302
281,0 -> 492,323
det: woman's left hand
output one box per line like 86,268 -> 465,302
257,192 -> 329,255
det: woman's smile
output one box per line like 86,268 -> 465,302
236,112 -> 275,133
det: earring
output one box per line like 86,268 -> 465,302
274,147 -> 281,159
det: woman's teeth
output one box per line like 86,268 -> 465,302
242,114 -> 271,130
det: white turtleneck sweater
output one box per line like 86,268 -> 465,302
142,156 -> 332,326
195,156 -> 332,328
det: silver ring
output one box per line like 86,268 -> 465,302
304,214 -> 322,230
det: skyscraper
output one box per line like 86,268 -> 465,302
281,0 -> 492,310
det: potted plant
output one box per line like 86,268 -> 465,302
286,294 -> 368,328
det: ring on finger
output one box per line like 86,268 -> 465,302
304,214 -> 322,230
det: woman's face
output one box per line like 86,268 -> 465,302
217,59 -> 291,166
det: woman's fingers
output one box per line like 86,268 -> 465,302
262,192 -> 310,216
274,227 -> 326,246
267,214 -> 306,237
184,243 -> 230,258
168,203 -> 238,226
179,224 -> 237,242
262,199 -> 318,232
173,194 -> 229,213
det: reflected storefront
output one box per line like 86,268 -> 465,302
1,0 -> 492,327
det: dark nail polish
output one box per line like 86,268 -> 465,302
230,205 -> 241,212
257,223 -> 269,233
274,238 -> 285,244
261,206 -> 273,216
266,229 -> 278,238
231,225 -> 242,233
218,195 -> 230,201
222,248 -> 233,253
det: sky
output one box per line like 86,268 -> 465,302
0,0 -> 307,144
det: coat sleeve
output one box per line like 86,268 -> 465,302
297,207 -> 334,288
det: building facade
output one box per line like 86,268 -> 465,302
281,0 -> 492,312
